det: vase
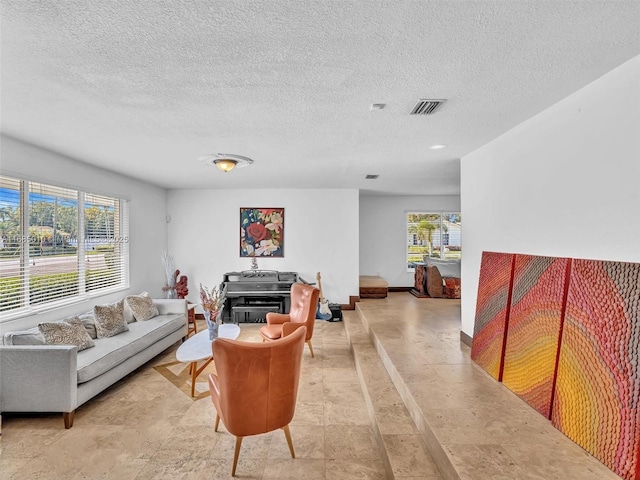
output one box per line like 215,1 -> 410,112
165,287 -> 177,299
203,309 -> 222,341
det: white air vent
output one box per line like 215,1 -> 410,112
410,99 -> 446,115
365,174 -> 379,179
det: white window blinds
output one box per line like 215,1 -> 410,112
0,175 -> 130,316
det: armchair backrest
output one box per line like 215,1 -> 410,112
288,283 -> 320,340
211,326 -> 306,437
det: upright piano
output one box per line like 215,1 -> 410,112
222,270 -> 301,323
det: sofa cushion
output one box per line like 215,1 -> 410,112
424,258 -> 461,278
39,318 -> 95,352
76,313 -> 185,384
94,300 -> 129,338
126,293 -> 159,321
3,327 -> 46,346
77,312 -> 98,339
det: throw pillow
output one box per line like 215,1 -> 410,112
38,318 -> 95,351
126,293 -> 159,321
94,300 -> 129,338
123,291 -> 150,323
77,312 -> 98,339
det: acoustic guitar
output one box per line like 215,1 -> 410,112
316,272 -> 332,320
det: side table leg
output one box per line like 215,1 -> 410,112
189,358 -> 214,398
191,361 -> 197,397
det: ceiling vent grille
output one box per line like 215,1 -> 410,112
410,99 -> 446,115
365,174 -> 379,179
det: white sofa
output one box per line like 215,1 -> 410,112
0,298 -> 187,429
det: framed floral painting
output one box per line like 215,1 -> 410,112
240,208 -> 284,257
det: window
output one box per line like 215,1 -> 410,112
0,175 -> 129,316
406,212 -> 461,270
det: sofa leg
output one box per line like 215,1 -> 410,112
63,411 -> 75,429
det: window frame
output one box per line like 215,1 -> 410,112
406,211 -> 461,271
0,175 -> 130,321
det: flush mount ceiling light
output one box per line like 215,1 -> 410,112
199,154 -> 254,173
428,144 -> 447,150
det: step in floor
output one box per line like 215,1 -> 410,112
343,310 -> 442,479
349,293 -> 622,480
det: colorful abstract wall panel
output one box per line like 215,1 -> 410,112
501,255 -> 571,418
551,259 -> 640,480
471,251 -> 515,380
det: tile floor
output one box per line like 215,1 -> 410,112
1,293 -> 625,480
0,321 -> 386,480
353,292 -> 623,480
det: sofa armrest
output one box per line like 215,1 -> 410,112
425,266 -> 444,298
153,298 -> 187,317
0,345 -> 78,413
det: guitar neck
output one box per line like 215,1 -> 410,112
316,273 -> 326,301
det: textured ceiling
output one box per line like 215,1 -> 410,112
1,1 -> 639,196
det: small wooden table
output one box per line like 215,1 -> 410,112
176,324 -> 241,397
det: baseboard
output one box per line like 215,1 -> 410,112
409,288 -> 429,298
341,295 -> 360,310
388,286 -> 412,292
460,330 -> 473,347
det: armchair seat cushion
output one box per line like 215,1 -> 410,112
259,324 -> 283,340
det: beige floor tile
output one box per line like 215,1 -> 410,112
291,401 -> 325,426
382,434 -> 440,477
13,291 -> 621,480
325,457 -> 388,479
324,425 -> 379,460
262,458 -> 326,479
268,424 -> 325,459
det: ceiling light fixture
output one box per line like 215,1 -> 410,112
199,154 -> 254,173
428,144 -> 447,150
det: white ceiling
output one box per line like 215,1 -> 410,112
1,1 -> 639,196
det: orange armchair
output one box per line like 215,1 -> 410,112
259,282 -> 319,358
208,326 -> 306,476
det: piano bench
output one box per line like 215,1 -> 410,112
232,304 -> 281,323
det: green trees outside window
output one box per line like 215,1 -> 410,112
406,212 -> 461,269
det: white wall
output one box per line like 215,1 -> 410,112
0,135 -> 169,332
167,188 -> 359,306
460,55 -> 640,337
359,195 -> 461,287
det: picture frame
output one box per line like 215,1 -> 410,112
239,207 -> 284,257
